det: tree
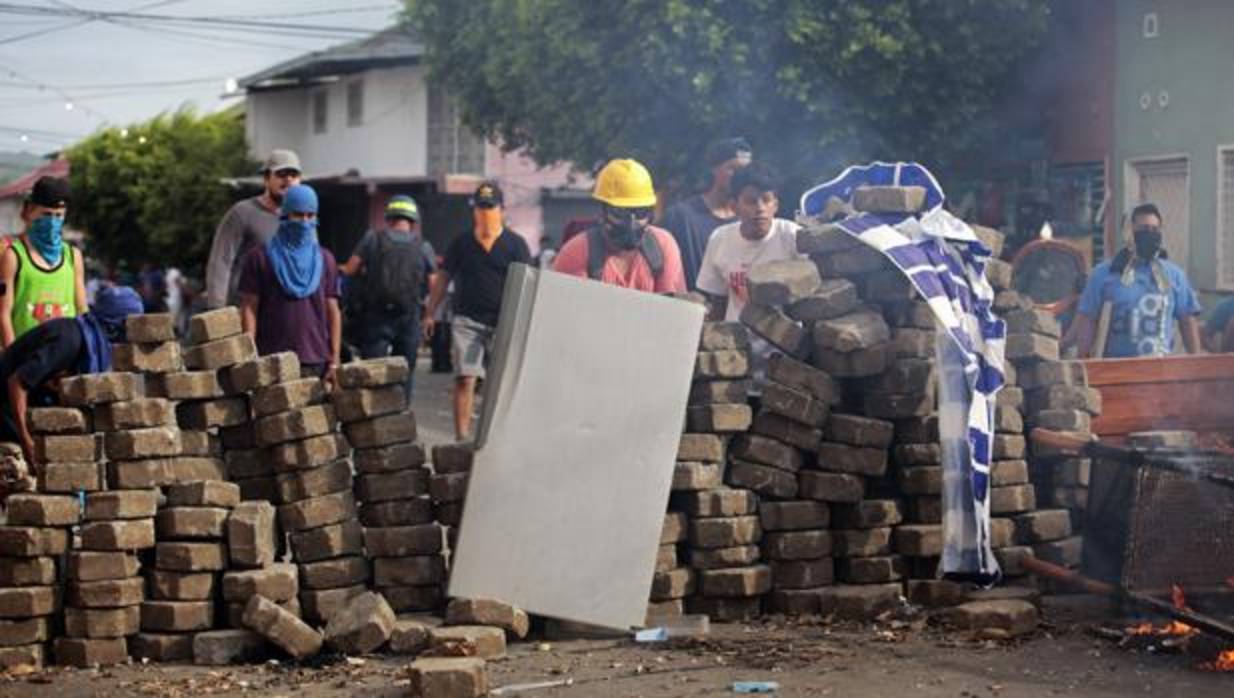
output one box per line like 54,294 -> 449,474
68,107 -> 254,273
404,0 -> 1052,198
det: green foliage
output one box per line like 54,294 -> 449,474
67,107 -> 254,272
404,0 -> 1051,197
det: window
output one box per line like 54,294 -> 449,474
426,82 -> 485,175
347,80 -> 363,127
312,90 -> 328,134
1218,148 -> 1234,289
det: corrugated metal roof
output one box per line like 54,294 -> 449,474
0,157 -> 69,201
239,25 -> 424,91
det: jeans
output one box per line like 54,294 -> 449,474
359,307 -> 421,398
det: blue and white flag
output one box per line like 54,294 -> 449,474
800,162 -> 1006,583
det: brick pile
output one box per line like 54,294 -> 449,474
0,491 -> 72,670
336,357 -> 442,614
678,323 -> 765,623
52,372 -> 160,666
430,443 -> 472,563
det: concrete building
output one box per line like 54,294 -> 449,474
1112,0 -> 1234,296
238,25 -> 588,258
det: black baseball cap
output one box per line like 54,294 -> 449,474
704,137 -> 753,168
28,176 -> 70,208
472,181 -> 503,207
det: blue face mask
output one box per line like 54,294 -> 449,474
28,215 -> 64,265
277,218 -> 317,246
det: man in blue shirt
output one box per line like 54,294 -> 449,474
1074,203 -> 1202,358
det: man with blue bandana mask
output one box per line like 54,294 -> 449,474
0,176 -> 88,348
238,184 -> 342,388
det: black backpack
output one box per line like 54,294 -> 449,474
362,230 -> 425,312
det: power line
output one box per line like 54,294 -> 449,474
0,75 -> 228,91
0,2 -> 376,37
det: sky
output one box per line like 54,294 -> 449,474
0,0 -> 403,153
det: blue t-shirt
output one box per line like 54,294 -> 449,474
1077,258 -> 1201,358
1204,295 -> 1234,336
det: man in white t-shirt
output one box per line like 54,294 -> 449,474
696,162 -> 802,322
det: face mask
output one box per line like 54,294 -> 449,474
1133,227 -> 1163,259
28,215 -> 64,264
473,208 -> 503,251
604,208 -> 649,250
278,218 -> 317,246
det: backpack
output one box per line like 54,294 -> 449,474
362,230 -> 425,312
586,225 -> 663,280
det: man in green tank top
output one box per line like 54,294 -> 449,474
0,176 -> 87,348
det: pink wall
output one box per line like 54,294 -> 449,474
484,144 -> 590,254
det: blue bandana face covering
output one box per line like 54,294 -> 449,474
266,218 -> 324,299
28,215 -> 63,265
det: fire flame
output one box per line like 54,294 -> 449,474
1124,584 -> 1198,637
1206,650 -> 1234,672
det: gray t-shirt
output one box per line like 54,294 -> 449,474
352,228 -> 437,301
206,196 -> 279,308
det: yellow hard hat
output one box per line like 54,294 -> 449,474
593,158 -> 657,208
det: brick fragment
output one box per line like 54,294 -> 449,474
372,556 -> 445,587
747,258 -> 822,307
689,379 -> 750,405
898,465 -> 942,495
323,591 -> 395,654
1013,509 -> 1072,544
188,307 -> 241,344
694,350 -> 750,379
40,461 -> 103,492
688,516 -> 760,549
726,459 -> 798,498
905,579 -> 968,608
990,484 -> 1037,514
333,385 -> 406,423
751,411 -> 822,451
177,397 -> 249,429
376,585 -> 442,613
836,555 -> 906,583
1033,536 -> 1083,567
942,600 -> 1038,636
761,381 -> 827,427
797,471 -> 864,503
833,499 -> 903,529
0,526 -> 68,556
289,519 -> 363,563
853,185 -> 926,213
677,433 -> 725,463
649,569 -> 695,601
699,321 -> 750,350
113,341 -> 183,373
28,406 -> 89,434
832,527 -> 892,557
140,600 -> 214,632
816,442 -> 887,477
256,404 -> 336,447
409,656 -> 489,698
796,223 -> 862,255
684,596 -> 761,622
0,556 -> 56,586
243,595 -> 322,659
672,462 -> 722,491
814,310 -> 890,353
786,278 -> 860,321
105,426 -> 181,459
893,443 -> 941,466
59,372 -> 144,406
299,556 -> 370,590
53,637 -> 128,667
253,377 -> 327,416
68,577 -> 144,608
81,519 -> 156,551
148,570 -> 216,601
0,586 -> 56,617
337,357 -> 409,389
34,433 -> 101,462
270,433 -> 349,472
763,530 -> 832,560
819,583 -> 903,620
156,541 -> 227,572
274,458 -> 353,503
812,343 -> 889,377
1030,409 -> 1092,432
429,625 -> 506,659
355,441 -> 426,473
894,524 -> 943,557
363,524 -> 442,557
65,552 -> 139,582
688,545 -> 760,570
759,500 -> 829,531
991,460 -> 1029,487
0,616 -> 52,645
429,472 -> 468,503
125,313 -> 175,343
686,404 -> 752,432
184,333 -> 256,370
222,562 -> 298,603
220,352 -> 300,393
359,497 -> 434,527
160,371 -> 225,400
740,302 -> 810,357
130,633 -> 194,662
677,489 -> 758,518
357,467 -> 430,503
5,493 -> 79,526
178,430 -> 220,456
770,559 -> 834,589
157,507 -> 230,539
699,565 -> 772,597
192,628 -> 267,665
344,410 -> 416,448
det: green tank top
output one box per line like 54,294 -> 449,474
11,238 -> 76,340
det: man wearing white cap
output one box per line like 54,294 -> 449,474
206,149 -> 302,308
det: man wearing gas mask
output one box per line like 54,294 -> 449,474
1073,203 -> 1202,358
552,158 -> 685,293
0,176 -> 88,349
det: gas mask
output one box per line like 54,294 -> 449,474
1133,226 -> 1163,259
603,205 -> 652,250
